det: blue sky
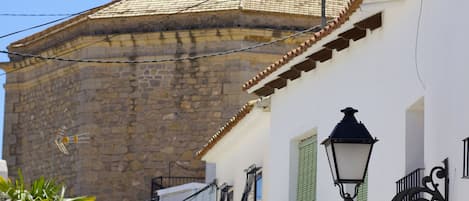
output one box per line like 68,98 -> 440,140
0,0 -> 111,158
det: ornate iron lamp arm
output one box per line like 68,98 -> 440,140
391,159 -> 449,201
337,183 -> 360,201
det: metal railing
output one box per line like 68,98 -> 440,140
395,168 -> 425,201
151,176 -> 205,201
183,180 -> 217,201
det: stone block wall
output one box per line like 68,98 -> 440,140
3,27 -> 311,200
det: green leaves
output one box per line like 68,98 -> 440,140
0,169 -> 95,201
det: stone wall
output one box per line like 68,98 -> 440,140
3,28 -> 311,200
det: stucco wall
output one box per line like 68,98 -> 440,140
420,0 -> 469,199
203,106 -> 270,201
265,0 -> 425,200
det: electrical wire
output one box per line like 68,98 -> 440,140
0,13 -> 74,17
0,25 -> 319,64
414,0 -> 426,89
0,0 -> 216,40
0,0 -> 216,76
0,0 -> 321,76
0,10 -> 92,39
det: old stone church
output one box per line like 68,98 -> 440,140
0,0 -> 346,200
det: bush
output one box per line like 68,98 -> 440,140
0,170 -> 95,201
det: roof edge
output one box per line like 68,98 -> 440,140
0,62 -> 10,72
9,0 -> 121,48
242,0 -> 363,91
195,99 -> 259,159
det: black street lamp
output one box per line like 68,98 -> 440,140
322,107 -> 378,201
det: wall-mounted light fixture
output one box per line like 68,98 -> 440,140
322,107 -> 378,201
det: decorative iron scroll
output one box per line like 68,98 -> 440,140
391,159 -> 449,201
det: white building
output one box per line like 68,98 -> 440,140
196,0 -> 469,201
197,100 -> 270,201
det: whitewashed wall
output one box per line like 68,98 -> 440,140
202,106 -> 270,201
420,0 -> 469,200
0,160 -> 7,180
263,0 -> 426,200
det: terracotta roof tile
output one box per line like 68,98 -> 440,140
195,100 -> 257,159
243,12 -> 383,97
10,0 -> 349,49
90,0 -> 348,18
10,0 -> 121,47
242,0 -> 363,91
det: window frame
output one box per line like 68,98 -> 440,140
356,174 -> 368,201
464,137 -> 469,179
227,189 -> 234,201
296,135 -> 317,201
241,165 -> 261,201
220,184 -> 233,201
254,171 -> 263,201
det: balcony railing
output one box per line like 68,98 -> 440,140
395,168 -> 425,201
151,176 -> 205,201
183,181 -> 217,201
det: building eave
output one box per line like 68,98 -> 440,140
242,0 -> 365,92
243,1 -> 384,97
196,100 -> 259,160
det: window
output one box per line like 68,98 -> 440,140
255,173 -> 262,201
464,137 -> 469,178
296,136 -> 317,201
227,190 -> 234,201
406,99 -> 424,173
220,184 -> 233,201
241,165 -> 261,201
356,175 -> 368,201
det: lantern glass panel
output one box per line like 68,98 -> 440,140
325,142 -> 338,182
334,143 -> 371,182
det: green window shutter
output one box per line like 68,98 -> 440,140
297,136 -> 317,201
356,175 -> 368,201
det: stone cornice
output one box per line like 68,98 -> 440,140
2,28 -> 313,72
8,10 -> 320,59
4,52 -> 281,91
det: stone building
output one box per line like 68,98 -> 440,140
0,0 -> 347,200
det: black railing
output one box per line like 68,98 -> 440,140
151,176 -> 205,201
395,168 -> 425,201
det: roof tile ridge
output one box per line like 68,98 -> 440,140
242,0 -> 363,91
92,0 -> 127,15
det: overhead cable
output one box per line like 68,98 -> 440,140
0,0 -> 231,40
0,0 -> 222,77
414,0 -> 426,89
0,10 -> 90,39
0,25 -> 319,64
0,13 -> 74,17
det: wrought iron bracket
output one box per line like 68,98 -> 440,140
391,158 -> 449,201
336,182 -> 360,201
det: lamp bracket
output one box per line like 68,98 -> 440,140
391,158 -> 449,201
337,182 -> 360,201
